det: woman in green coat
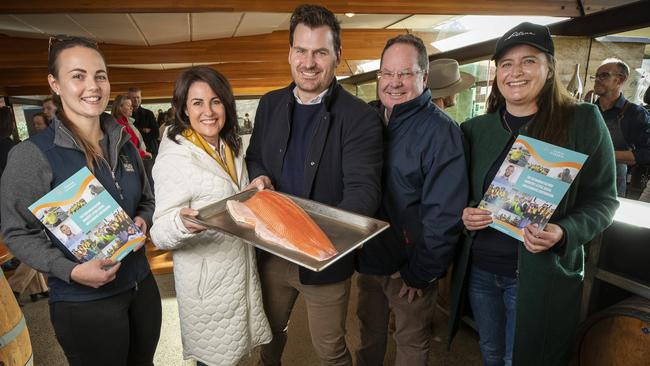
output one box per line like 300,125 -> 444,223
448,22 -> 618,366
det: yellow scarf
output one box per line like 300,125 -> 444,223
182,129 -> 239,188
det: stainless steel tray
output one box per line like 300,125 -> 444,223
182,190 -> 390,272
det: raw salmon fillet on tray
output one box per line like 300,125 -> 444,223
181,189 -> 389,272
227,190 -> 338,261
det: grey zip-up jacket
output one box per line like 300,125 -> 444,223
0,114 -> 154,302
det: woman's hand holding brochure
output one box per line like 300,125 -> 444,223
522,223 -> 564,253
70,258 -> 121,288
462,207 -> 493,231
132,216 -> 148,251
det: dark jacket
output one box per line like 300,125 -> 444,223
448,104 -> 619,365
0,115 -> 155,303
0,136 -> 15,176
356,90 -> 468,289
246,80 -> 383,285
133,106 -> 160,156
596,93 -> 650,165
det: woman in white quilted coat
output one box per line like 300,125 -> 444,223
150,66 -> 271,366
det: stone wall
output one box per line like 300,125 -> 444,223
553,36 -> 647,103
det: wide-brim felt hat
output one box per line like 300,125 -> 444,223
427,59 -> 475,99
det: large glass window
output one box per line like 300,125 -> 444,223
355,81 -> 378,103
444,60 -> 493,123
12,104 -> 29,141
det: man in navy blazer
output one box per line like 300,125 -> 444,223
245,4 -> 383,366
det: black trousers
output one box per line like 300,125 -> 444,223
50,273 -> 162,366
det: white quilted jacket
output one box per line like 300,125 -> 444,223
150,133 -> 271,366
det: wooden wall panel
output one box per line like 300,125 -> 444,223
0,28 -> 393,98
0,30 -> 403,68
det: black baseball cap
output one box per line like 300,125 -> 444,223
493,22 -> 554,61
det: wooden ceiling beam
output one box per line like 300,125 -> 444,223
0,0 -> 581,16
0,64 -> 301,87
0,68 -> 293,87
1,79 -> 292,99
0,29 -> 403,68
0,62 -> 354,87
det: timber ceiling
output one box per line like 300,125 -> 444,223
0,0 -> 639,98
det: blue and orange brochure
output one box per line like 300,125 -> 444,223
29,167 -> 145,262
478,135 -> 588,241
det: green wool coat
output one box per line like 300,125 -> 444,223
448,103 -> 619,365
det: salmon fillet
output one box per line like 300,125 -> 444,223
227,190 -> 338,261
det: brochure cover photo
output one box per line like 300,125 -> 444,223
29,167 -> 145,262
478,135 -> 588,241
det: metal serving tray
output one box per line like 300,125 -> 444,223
182,190 -> 390,272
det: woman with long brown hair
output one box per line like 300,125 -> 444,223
0,36 -> 161,365
448,23 -> 618,366
150,66 -> 270,366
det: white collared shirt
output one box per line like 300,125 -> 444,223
206,139 -> 227,162
293,87 -> 328,105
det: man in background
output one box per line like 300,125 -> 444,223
32,113 -> 48,134
593,58 -> 650,197
42,97 -> 57,125
427,58 -> 475,111
128,87 -> 159,157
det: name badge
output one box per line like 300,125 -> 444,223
120,155 -> 135,172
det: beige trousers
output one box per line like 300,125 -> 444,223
355,273 -> 437,366
257,254 -> 352,366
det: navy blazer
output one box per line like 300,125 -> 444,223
246,80 -> 383,285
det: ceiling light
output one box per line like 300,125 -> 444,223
345,13 -> 355,18
357,59 -> 380,73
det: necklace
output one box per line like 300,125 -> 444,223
502,112 -> 514,135
502,111 -> 536,136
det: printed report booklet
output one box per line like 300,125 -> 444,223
29,167 -> 145,262
478,135 -> 588,241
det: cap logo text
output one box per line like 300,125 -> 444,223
507,31 -> 535,40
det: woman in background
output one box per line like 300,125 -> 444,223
448,23 -> 618,366
157,108 -> 174,141
111,94 -> 150,159
1,36 -> 161,366
150,66 -> 270,366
